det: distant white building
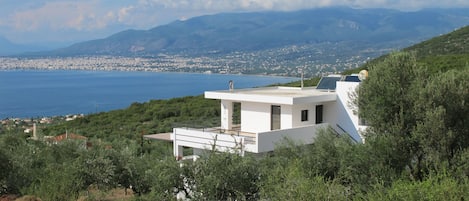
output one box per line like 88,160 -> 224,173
149,74 -> 368,158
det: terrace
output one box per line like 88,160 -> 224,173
172,123 -> 330,157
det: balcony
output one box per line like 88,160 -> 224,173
172,123 -> 330,157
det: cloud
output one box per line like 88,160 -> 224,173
5,0 -> 469,32
3,1 -> 125,31
141,0 -> 469,11
118,6 -> 133,23
1,0 -> 469,43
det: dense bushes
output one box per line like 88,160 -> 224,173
41,95 -> 220,141
2,128 -> 469,200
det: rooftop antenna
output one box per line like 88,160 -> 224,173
33,123 -> 37,140
300,67 -> 304,89
229,80 -> 234,92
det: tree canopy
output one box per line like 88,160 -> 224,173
359,52 -> 469,180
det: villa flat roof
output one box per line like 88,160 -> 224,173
205,86 -> 337,105
144,133 -> 173,142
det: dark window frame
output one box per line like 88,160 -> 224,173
315,105 -> 323,124
301,110 -> 309,122
271,105 -> 281,130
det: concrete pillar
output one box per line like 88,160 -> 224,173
174,144 -> 184,159
32,123 -> 37,140
221,100 -> 233,130
239,137 -> 245,157
173,129 -> 184,159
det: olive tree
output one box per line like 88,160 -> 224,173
358,51 -> 469,180
358,52 -> 424,179
413,68 -> 469,169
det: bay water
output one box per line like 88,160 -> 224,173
0,70 -> 297,119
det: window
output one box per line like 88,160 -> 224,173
315,105 -> 323,124
271,105 -> 281,130
301,110 -> 308,122
232,102 -> 241,125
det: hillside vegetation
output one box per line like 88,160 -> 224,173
343,25 -> 469,74
41,95 -> 220,141
406,25 -> 469,72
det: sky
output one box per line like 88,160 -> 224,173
1,0 -> 468,46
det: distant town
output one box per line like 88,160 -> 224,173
1,114 -> 84,135
0,54 -> 365,77
0,43 -> 390,77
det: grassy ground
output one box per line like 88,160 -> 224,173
77,188 -> 134,201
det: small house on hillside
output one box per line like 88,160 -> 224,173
148,73 -> 368,159
45,132 -> 88,148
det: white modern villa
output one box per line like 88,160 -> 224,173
146,73 -> 368,159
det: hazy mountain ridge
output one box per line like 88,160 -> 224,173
38,7 -> 469,57
0,36 -> 31,56
0,35 -> 61,56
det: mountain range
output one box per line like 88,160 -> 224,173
28,7 -> 469,57
0,36 -> 62,56
0,36 -> 33,56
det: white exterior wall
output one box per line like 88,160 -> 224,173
241,102 -> 294,133
280,105 -> 293,129
291,102 -> 336,127
335,81 -> 364,142
257,123 -> 329,152
323,102 -> 337,125
291,103 -> 315,127
241,102 -> 271,133
220,100 -> 233,130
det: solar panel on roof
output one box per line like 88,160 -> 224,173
316,76 -> 342,90
344,75 -> 361,82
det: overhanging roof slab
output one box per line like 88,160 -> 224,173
205,87 -> 337,105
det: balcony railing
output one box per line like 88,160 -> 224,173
174,125 -> 256,144
173,123 -> 330,155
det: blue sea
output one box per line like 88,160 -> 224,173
0,70 -> 297,119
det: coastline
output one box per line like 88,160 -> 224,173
0,67 -> 298,79
0,56 -> 304,77
0,70 -> 299,119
